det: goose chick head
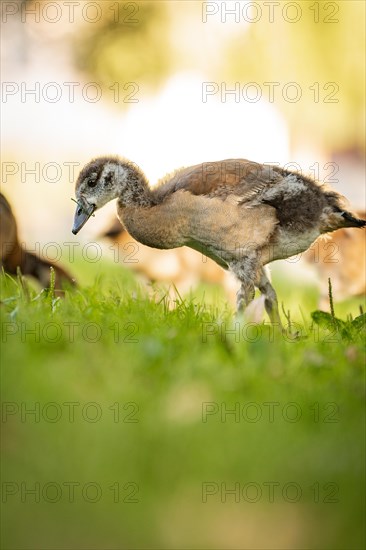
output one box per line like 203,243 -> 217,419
72,156 -> 147,235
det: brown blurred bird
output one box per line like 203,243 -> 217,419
304,211 -> 366,309
1,193 -> 75,290
72,157 -> 365,324
101,218 -> 239,304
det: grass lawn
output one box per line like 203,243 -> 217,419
1,256 -> 365,549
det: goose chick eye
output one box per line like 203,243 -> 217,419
87,173 -> 98,187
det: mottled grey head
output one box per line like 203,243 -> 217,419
72,156 -> 127,234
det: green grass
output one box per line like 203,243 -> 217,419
1,259 -> 365,550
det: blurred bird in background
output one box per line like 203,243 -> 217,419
304,212 -> 366,309
0,193 -> 75,292
101,216 -> 238,306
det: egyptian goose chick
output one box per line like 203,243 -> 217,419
72,156 -> 365,324
1,193 -> 75,291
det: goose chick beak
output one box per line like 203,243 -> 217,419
72,198 -> 95,235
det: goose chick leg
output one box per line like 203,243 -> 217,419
256,267 -> 282,327
236,281 -> 256,313
229,258 -> 257,314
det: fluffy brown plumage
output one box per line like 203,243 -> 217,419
72,157 -> 365,324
